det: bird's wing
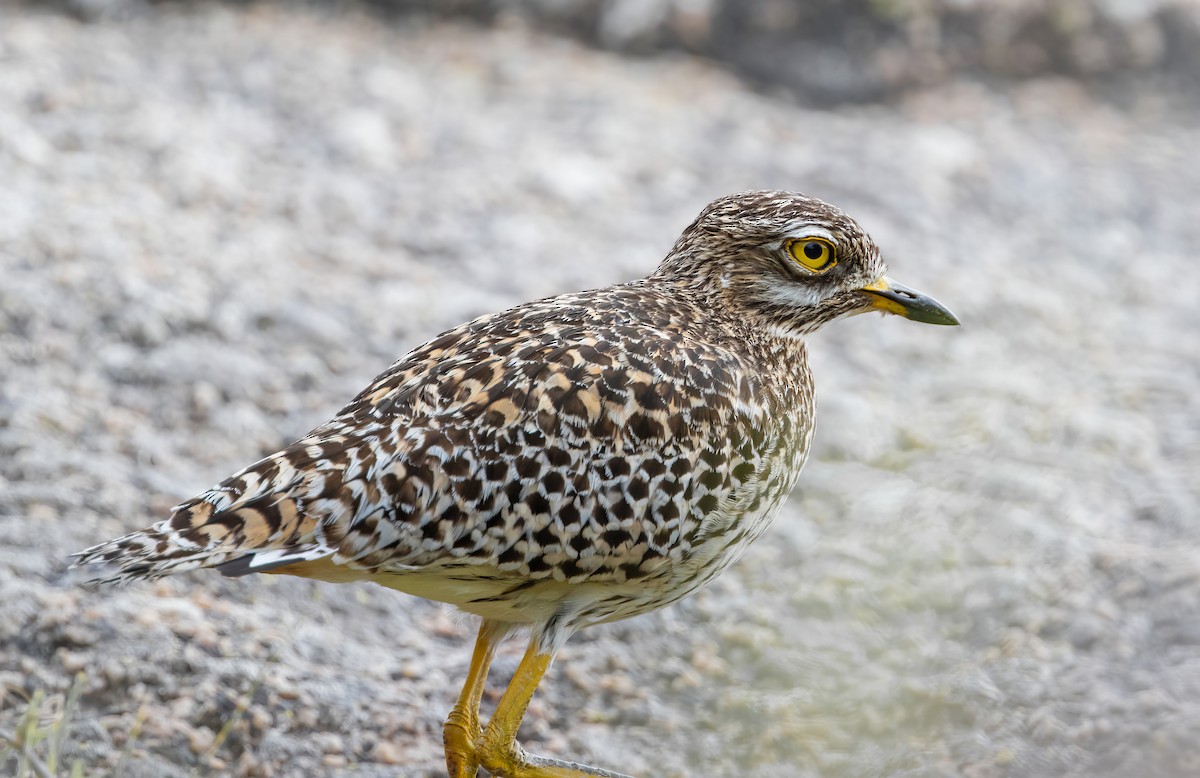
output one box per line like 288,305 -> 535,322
73,288 -> 782,587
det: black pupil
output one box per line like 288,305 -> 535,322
803,242 -> 825,260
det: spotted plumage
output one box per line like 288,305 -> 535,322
73,191 -> 958,778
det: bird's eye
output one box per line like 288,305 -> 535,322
785,238 -> 837,273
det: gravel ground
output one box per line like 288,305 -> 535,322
2,4 -> 1199,777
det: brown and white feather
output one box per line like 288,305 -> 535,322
73,190 -> 887,642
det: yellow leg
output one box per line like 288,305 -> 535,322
445,620 -> 506,778
477,642 -> 635,778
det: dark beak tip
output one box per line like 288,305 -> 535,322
920,308 -> 961,327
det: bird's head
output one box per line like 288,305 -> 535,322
658,191 -> 959,335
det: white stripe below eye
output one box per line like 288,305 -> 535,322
764,283 -> 827,308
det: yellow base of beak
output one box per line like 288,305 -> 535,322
860,277 -> 959,326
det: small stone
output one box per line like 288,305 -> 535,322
249,705 -> 273,731
689,642 -> 725,675
235,753 -> 264,777
295,708 -> 319,729
313,732 -> 343,754
597,673 -> 633,695
57,648 -> 89,673
274,682 -> 302,701
188,726 -> 216,755
669,669 -> 701,690
102,661 -> 128,686
370,740 -> 404,765
429,611 -> 462,639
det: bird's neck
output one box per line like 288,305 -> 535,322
639,271 -> 814,370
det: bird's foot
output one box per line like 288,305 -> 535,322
444,705 -> 481,778
477,737 -> 635,778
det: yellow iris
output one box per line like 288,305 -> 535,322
786,237 -> 836,273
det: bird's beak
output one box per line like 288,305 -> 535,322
859,276 -> 960,326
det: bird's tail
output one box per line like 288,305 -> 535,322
70,450 -> 333,586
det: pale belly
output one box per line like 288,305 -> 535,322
369,482 -> 793,628
276,436 -> 806,629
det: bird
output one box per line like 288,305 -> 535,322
72,190 -> 958,778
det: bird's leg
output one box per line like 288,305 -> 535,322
476,641 -> 635,778
445,619 -> 507,778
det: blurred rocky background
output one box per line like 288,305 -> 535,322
41,0 -> 1200,101
2,1 -> 1198,777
